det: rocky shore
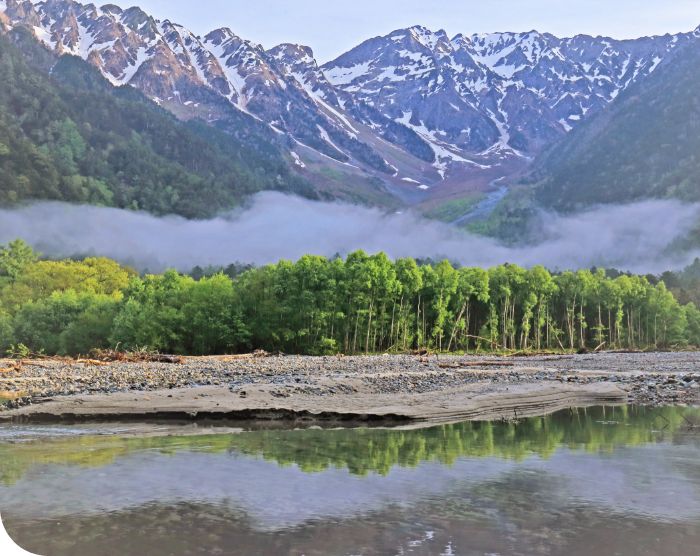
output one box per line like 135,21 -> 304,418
1,352 -> 699,424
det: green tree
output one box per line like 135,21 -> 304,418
428,260 -> 458,350
12,290 -> 117,355
110,271 -> 191,353
393,257 -> 423,351
182,274 -> 250,355
446,267 -> 490,352
0,240 -> 39,280
0,308 -> 12,353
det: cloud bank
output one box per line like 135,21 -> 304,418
0,193 -> 698,273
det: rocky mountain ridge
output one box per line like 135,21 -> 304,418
1,0 -> 698,202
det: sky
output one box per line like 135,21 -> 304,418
107,0 -> 700,62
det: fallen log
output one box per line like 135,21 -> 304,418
209,350 -> 273,362
438,361 -> 515,369
75,359 -> 111,367
89,349 -> 184,364
507,350 -> 567,358
0,361 -> 22,373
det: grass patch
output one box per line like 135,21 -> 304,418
423,195 -> 485,223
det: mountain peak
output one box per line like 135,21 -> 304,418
267,43 -> 315,62
100,4 -> 123,16
120,5 -> 150,21
204,27 -> 240,45
402,25 -> 449,50
120,5 -> 158,37
160,19 -> 183,28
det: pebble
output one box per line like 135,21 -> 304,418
0,353 -> 699,410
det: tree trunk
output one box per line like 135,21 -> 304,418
365,298 -> 374,354
447,302 -> 467,352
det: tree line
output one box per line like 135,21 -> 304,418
1,240 -> 700,357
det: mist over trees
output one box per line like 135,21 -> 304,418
1,241 -> 699,357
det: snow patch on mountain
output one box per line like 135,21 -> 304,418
2,0 -> 697,190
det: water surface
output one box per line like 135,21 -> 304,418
1,406 -> 699,555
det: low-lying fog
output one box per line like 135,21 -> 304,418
1,193 -> 698,273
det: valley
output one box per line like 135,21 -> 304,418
2,4 -> 700,556
2,0 -> 699,226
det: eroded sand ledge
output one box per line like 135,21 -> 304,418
3,352 -> 699,424
0,382 -> 627,425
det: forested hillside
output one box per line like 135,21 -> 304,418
0,27 -> 312,218
1,240 -> 698,357
529,36 -> 700,210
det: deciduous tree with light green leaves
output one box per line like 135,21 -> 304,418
2,241 -> 700,357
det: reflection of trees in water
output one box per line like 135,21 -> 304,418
1,406 -> 697,485
232,406 -> 697,475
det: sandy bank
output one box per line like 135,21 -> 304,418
1,353 -> 699,424
0,382 -> 627,424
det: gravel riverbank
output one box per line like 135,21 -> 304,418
1,352 -> 699,423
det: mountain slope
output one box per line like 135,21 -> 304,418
0,25 -> 312,217
529,32 -> 700,210
3,0 -> 700,219
2,1 -> 696,203
322,26 -> 691,161
0,0 -> 398,177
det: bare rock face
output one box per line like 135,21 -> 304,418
1,1 -> 696,191
323,26 -> 691,157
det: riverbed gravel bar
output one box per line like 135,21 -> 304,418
1,352 -> 699,424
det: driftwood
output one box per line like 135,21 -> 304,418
438,361 -> 515,369
506,350 -> 567,358
0,361 -> 22,373
667,412 -> 700,431
89,349 -> 184,364
464,335 -> 505,350
0,360 -> 52,372
75,359 -> 111,366
462,360 -> 514,367
210,350 -> 274,361
139,354 -> 184,364
555,336 -> 566,352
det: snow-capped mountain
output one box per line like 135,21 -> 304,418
323,26 -> 695,160
0,0 -> 391,172
1,0 -> 697,197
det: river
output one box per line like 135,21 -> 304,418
451,179 -> 509,227
1,406 -> 699,555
